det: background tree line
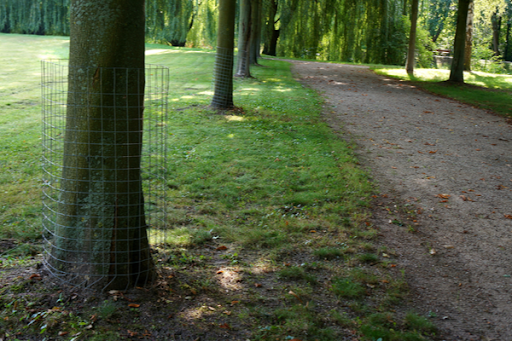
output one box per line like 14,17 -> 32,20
1,0 -> 511,67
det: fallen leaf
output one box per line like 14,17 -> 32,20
309,230 -> 317,233
223,310 -> 232,315
443,245 -> 455,249
436,194 -> 451,199
216,246 -> 228,251
430,248 -> 437,255
288,290 -> 303,303
29,274 -> 42,280
254,283 -> 262,288
128,304 -> 140,308
230,300 -> 240,306
424,142 -> 435,146
219,323 -> 231,330
460,195 -> 473,201
504,214 -> 512,219
391,166 -> 397,169
208,306 -> 216,311
217,270 -> 223,274
428,150 -> 438,154
58,331 -> 69,336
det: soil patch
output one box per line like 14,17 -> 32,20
290,60 -> 512,340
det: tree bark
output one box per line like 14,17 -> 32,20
54,0 -> 153,290
250,0 -> 262,64
235,0 -> 252,78
406,0 -> 419,75
491,12 -> 502,57
210,0 -> 236,109
449,0 -> 470,83
464,0 -> 474,71
262,0 -> 279,56
505,20 -> 512,61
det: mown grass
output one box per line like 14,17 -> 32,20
372,67 -> 512,117
0,33 -> 438,340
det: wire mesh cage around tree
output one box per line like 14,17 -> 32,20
211,46 -> 235,108
41,61 -> 169,290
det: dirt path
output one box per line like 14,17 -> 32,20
290,60 -> 512,340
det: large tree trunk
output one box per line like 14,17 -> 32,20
449,0 -> 470,83
210,0 -> 236,109
54,0 -> 153,290
262,0 -> 279,56
235,0 -> 252,78
464,0 -> 474,71
406,0 -> 419,75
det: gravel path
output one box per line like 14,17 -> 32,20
290,60 -> 512,340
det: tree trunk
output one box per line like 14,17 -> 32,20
406,0 -> 419,75
267,29 -> 280,56
262,0 -> 279,56
235,0 -> 252,78
210,0 -> 236,109
54,0 -> 153,290
250,0 -> 262,64
464,0 -> 474,71
449,0 -> 470,83
491,12 -> 502,57
505,20 -> 511,61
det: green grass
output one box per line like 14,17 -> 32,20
373,67 -> 512,117
0,33 -> 430,340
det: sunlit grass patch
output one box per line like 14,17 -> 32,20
373,67 -> 512,117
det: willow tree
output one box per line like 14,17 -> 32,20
211,0 -> 236,109
449,0 -> 471,82
145,0 -> 195,46
53,0 -> 153,290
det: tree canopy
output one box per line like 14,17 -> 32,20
3,0 -> 512,67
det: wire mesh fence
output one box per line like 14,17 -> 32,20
41,60 -> 169,290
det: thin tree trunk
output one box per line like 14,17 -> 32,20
449,0 -> 470,83
210,0 -> 236,109
250,0 -> 262,65
464,0 -> 474,71
235,0 -> 252,77
505,20 -> 511,61
55,0 -> 153,290
491,12 -> 502,57
406,0 -> 419,75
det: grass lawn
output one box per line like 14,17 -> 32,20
372,67 -> 512,117
0,33 -> 437,340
